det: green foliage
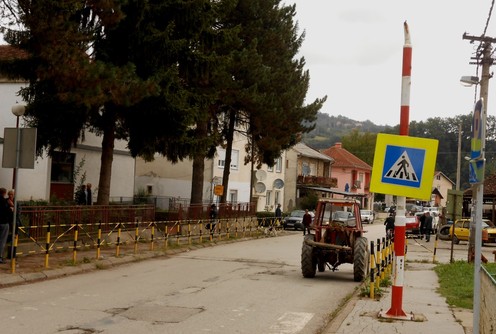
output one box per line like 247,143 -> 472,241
434,260 -> 479,309
299,192 -> 319,210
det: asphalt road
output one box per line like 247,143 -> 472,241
0,232 -> 369,334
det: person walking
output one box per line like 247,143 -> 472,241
384,212 -> 395,239
275,204 -> 282,228
302,209 -> 312,236
424,211 -> 433,242
0,188 -> 11,263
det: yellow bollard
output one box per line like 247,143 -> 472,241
134,220 -> 139,254
375,238 -> 381,289
188,222 -> 192,245
433,233 -> 438,263
10,233 -> 18,274
96,222 -> 102,259
150,225 -> 155,251
370,241 -> 376,299
73,224 -> 79,265
44,222 -> 51,268
116,223 -> 121,257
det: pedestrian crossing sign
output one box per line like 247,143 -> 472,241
370,133 -> 438,199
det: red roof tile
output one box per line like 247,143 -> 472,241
321,142 -> 372,171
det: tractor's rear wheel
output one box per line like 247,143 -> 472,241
301,235 -> 316,278
353,237 -> 369,282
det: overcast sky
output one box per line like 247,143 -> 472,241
285,0 -> 495,126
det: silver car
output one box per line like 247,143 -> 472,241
360,210 -> 374,224
283,210 -> 314,230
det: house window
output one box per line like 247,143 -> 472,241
218,149 -> 239,170
275,157 -> 282,172
267,165 -> 273,172
51,152 -> 75,183
275,191 -> 280,206
229,190 -> 238,204
266,190 -> 272,206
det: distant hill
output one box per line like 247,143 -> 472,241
302,113 -> 387,150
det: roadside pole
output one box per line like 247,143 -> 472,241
381,21 -> 412,320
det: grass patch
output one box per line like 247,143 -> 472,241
434,261 -> 496,309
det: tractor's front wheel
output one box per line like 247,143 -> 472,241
301,235 -> 316,278
353,237 -> 369,282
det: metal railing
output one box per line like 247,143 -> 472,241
9,216 -> 284,272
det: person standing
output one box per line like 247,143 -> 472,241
76,184 -> 87,205
0,188 -> 10,263
302,209 -> 312,236
419,212 -> 426,240
209,204 -> 217,234
424,211 -> 433,242
86,183 -> 92,205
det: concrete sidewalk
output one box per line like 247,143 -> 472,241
325,238 -> 474,334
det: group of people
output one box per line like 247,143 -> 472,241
0,188 -> 17,264
76,183 -> 93,205
384,210 -> 434,242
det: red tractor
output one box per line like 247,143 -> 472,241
301,198 -> 369,282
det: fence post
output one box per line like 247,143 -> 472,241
150,223 -> 155,251
116,223 -> 121,257
376,238 -> 381,289
96,221 -> 102,259
370,241 -> 376,299
188,222 -> 192,245
44,221 -> 51,268
73,223 -> 79,265
134,219 -> 139,254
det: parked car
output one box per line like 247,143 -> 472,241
360,210 -> 374,224
283,210 -> 314,231
405,215 -> 420,236
448,219 -> 491,245
331,210 -> 356,226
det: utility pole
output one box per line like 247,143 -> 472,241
462,33 -> 494,263
462,33 -> 494,334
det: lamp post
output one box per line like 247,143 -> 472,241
10,104 -> 25,272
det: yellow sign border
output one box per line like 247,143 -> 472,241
370,133 -> 438,199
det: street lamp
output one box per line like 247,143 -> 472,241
460,75 -> 480,86
11,105 -> 25,189
10,104 -> 25,272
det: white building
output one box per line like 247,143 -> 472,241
0,46 -> 135,202
135,130 -> 286,213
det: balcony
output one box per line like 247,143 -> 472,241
297,175 -> 337,188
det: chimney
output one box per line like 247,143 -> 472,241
334,142 -> 342,148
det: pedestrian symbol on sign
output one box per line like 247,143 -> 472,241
384,151 -> 418,182
381,145 -> 424,188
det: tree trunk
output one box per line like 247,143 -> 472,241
190,155 -> 205,205
220,109 -> 236,204
190,119 -> 209,205
96,112 -> 116,205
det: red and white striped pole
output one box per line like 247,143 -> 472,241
383,21 -> 412,320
